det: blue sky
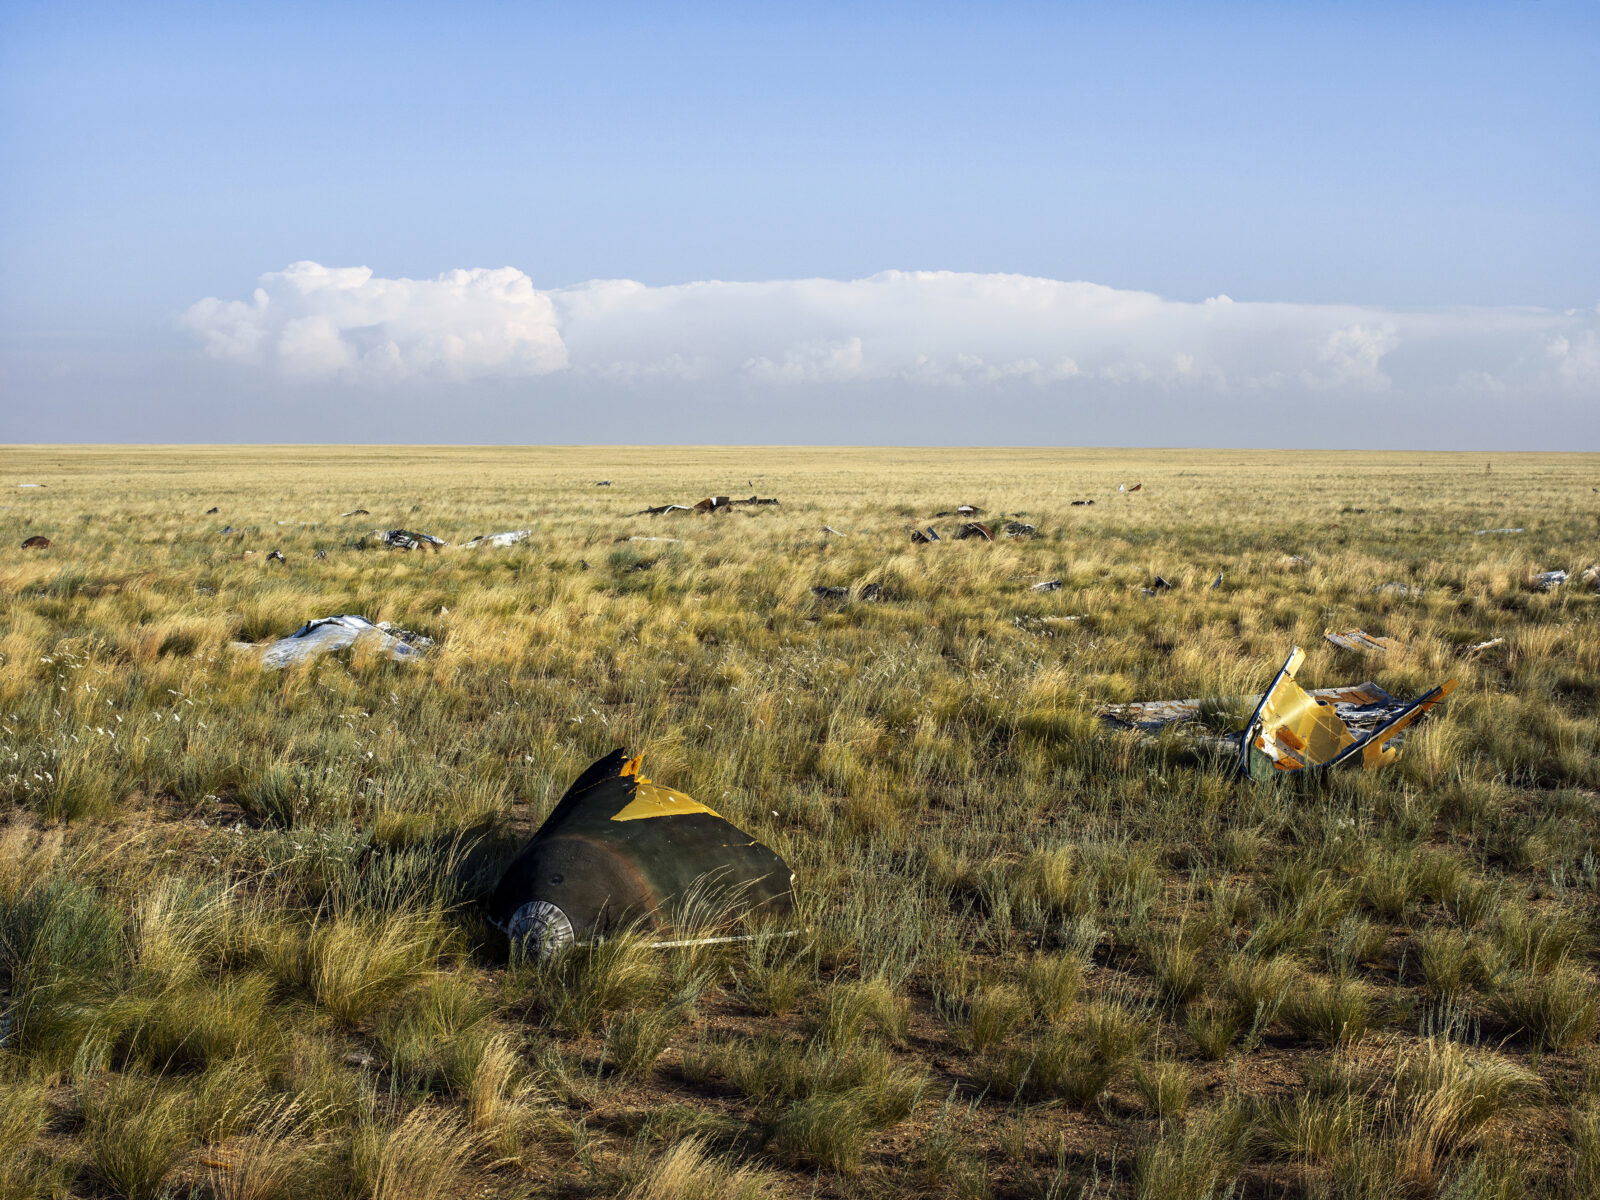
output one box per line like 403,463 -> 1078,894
2,1 -> 1596,446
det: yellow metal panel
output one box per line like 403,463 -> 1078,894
610,756 -> 724,821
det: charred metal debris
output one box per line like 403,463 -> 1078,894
487,750 -> 796,959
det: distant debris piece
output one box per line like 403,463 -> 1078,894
1210,571 -> 1224,589
934,504 -> 985,517
1282,554 -> 1308,566
954,522 -> 993,541
729,495 -> 780,507
243,614 -> 433,669
1375,582 -> 1424,597
1032,579 -> 1062,592
314,550 -> 327,560
1465,637 -> 1504,657
1325,628 -> 1400,654
1475,527 -> 1524,535
15,484 -> 45,488
341,508 -> 370,517
595,480 -> 612,486
1013,614 -> 1085,636
1128,483 -> 1143,492
1581,565 -> 1599,586
486,749 -> 797,958
205,506 -> 219,514
821,526 -> 846,537
694,495 -> 733,514
266,550 -> 286,564
615,535 -> 682,544
1534,569 -> 1568,591
1070,499 -> 1096,506
220,526 -> 236,535
910,527 -> 941,543
462,530 -> 531,548
378,529 -> 446,551
1148,576 -> 1175,590
21,535 -> 50,549
1003,521 -> 1037,537
633,504 -> 693,516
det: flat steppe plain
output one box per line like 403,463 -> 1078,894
4,445 -> 1600,1199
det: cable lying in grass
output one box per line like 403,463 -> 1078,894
486,748 -> 797,959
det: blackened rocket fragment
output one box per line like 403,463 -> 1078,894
488,750 -> 796,958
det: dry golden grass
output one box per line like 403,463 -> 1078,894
3,443 -> 1600,1197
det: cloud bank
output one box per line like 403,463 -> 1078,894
182,262 -> 1599,405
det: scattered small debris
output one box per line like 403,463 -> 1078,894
1474,527 -> 1524,535
1210,571 -> 1224,588
821,526 -> 846,537
266,550 -> 286,564
1129,483 -> 1142,492
377,529 -> 446,551
1032,579 -> 1062,592
1465,637 -> 1504,657
1013,614 -> 1086,635
1534,570 -> 1568,591
241,615 -> 434,669
595,480 -> 612,486
935,504 -> 985,517
1325,629 -> 1400,654
21,535 -> 50,549
461,530 -> 532,548
314,550 -> 327,560
1282,554 -> 1308,566
1003,521 -> 1037,537
954,522 -> 993,541
205,506 -> 219,514
1147,576 -> 1175,590
1375,582 -> 1424,597
910,527 -> 941,543
694,496 -> 733,513
1070,499 -> 1096,506
811,582 -> 883,602
219,526 -> 236,535
15,484 -> 45,488
486,749 -> 796,958
341,508 -> 370,517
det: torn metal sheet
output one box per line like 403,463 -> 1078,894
21,536 -> 50,549
1032,579 -> 1062,592
1004,521 -> 1037,537
1101,652 -> 1457,776
1325,629 -> 1400,654
242,614 -> 434,668
1240,647 -> 1457,779
1465,637 -> 1504,657
376,529 -> 446,551
910,527 -> 940,543
1475,527 -> 1524,535
954,522 -> 993,541
1534,570 -> 1568,591
632,504 -> 693,516
462,530 -> 531,548
487,749 -> 796,958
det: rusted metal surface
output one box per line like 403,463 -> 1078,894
487,750 -> 795,957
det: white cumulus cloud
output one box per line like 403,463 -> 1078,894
182,263 -> 1599,405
